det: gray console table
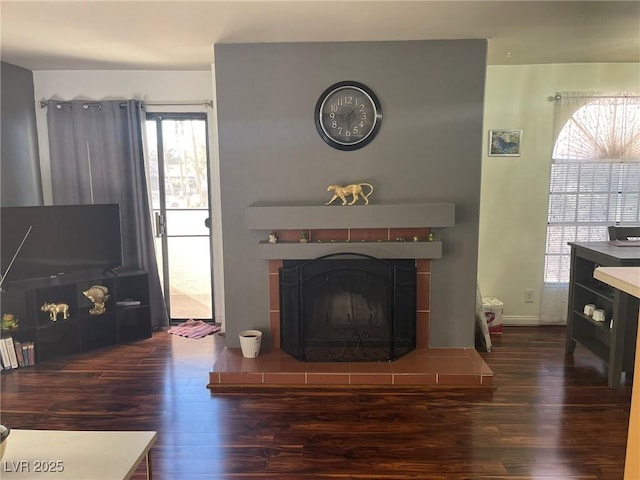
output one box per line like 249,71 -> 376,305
565,242 -> 640,388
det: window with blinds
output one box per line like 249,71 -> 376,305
544,96 -> 640,283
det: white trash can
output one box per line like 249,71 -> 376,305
239,330 -> 262,358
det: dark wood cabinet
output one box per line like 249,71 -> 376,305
1,269 -> 151,364
566,242 -> 640,387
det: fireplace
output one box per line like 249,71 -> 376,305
279,253 -> 416,362
209,203 -> 494,389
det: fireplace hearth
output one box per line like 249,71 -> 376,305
279,254 -> 416,362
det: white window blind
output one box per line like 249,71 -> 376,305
544,94 -> 640,283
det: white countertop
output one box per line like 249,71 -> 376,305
594,267 -> 640,299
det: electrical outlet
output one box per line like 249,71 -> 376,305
524,289 -> 535,303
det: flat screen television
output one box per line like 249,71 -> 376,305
1,204 -> 123,284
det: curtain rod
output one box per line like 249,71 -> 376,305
549,93 -> 640,101
39,100 -> 213,109
140,100 -> 213,108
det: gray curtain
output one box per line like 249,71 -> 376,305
46,99 -> 169,328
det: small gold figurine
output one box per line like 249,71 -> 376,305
325,183 -> 374,206
1,313 -> 19,330
83,285 -> 110,315
41,302 -> 70,322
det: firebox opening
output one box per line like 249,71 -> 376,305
280,254 -> 416,362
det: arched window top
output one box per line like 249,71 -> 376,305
553,96 -> 640,163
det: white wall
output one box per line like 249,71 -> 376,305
478,63 -> 640,326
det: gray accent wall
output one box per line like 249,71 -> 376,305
1,62 -> 43,206
214,40 -> 487,348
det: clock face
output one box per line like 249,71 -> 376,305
315,81 -> 382,151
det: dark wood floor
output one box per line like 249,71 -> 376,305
0,326 -> 632,479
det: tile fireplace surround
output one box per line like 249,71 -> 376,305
208,204 -> 494,390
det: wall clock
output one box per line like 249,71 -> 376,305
315,81 -> 382,151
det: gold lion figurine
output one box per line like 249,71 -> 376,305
325,183 -> 374,206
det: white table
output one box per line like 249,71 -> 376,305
594,267 -> 640,480
1,430 -> 157,479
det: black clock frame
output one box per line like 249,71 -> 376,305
314,81 -> 382,151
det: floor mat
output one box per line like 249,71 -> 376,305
167,319 -> 221,339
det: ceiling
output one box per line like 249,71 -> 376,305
1,1 -> 639,71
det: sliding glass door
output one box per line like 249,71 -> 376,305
145,114 -> 214,322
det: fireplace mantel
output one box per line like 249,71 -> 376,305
246,203 -> 455,230
246,203 -> 454,260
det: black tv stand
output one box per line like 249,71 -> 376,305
0,269 -> 152,364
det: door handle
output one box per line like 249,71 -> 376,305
155,212 -> 165,237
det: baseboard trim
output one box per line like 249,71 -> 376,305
502,316 -> 566,326
503,315 -> 541,326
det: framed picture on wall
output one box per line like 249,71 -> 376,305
488,129 -> 522,156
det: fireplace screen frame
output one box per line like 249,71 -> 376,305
279,253 -> 416,362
